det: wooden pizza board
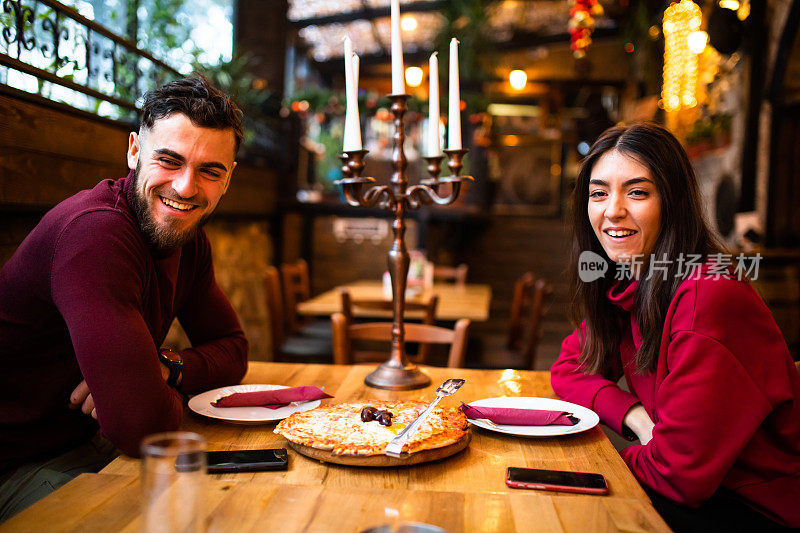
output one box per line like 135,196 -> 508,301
286,431 -> 471,467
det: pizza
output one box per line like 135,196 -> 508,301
274,400 -> 469,456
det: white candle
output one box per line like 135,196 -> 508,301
427,52 -> 441,157
390,0 -> 405,94
343,37 -> 361,151
448,38 -> 461,150
352,54 -> 359,89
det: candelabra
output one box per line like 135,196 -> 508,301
337,94 -> 473,390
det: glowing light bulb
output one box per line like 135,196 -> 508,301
401,15 -> 417,31
687,30 -> 708,53
662,0 -> 702,113
405,66 -> 423,87
509,70 -> 527,90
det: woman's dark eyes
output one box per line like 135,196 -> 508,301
589,189 -> 650,199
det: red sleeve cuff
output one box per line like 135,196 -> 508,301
592,384 -> 640,436
177,348 -> 203,393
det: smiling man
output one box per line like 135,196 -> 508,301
0,76 -> 248,521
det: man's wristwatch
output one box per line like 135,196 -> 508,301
158,349 -> 183,389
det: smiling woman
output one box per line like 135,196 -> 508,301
587,151 -> 661,267
551,123 -> 800,531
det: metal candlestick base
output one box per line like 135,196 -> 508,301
365,360 -> 430,390
337,94 -> 473,390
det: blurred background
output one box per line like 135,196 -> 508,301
1,0 -> 798,368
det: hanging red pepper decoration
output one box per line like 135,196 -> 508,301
569,0 -> 605,58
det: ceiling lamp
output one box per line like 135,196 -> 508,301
401,15 -> 417,32
662,0 -> 702,112
509,70 -> 527,90
405,66 -> 423,87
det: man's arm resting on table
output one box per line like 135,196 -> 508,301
52,211 -> 184,456
70,363 -> 173,420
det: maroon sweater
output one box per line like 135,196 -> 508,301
0,174 -> 248,467
551,275 -> 800,527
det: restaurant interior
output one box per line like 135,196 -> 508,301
2,0 -> 800,531
4,0 -> 797,370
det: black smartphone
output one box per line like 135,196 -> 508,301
206,448 -> 288,473
505,467 -> 609,495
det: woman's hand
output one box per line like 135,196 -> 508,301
623,404 -> 655,444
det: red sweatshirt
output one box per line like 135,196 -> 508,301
0,173 -> 248,466
551,274 -> 800,527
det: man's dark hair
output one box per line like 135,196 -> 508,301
140,74 -> 244,154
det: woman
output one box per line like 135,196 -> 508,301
551,123 -> 800,531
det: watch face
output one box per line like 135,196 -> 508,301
161,350 -> 182,364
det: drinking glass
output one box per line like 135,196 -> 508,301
141,432 -> 207,533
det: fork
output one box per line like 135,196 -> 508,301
384,378 -> 466,458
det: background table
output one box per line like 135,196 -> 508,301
297,281 -> 492,322
3,363 -> 670,532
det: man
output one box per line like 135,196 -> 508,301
0,75 -> 248,520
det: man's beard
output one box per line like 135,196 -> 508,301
131,162 -> 209,251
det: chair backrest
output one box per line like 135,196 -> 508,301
340,289 -> 439,363
263,266 -> 284,360
331,313 -> 471,368
280,259 -> 311,333
522,279 -> 553,369
339,289 -> 438,325
507,272 -> 535,351
433,263 -> 468,286
507,272 -> 552,369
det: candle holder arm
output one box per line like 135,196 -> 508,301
405,175 -> 474,208
335,177 -> 394,208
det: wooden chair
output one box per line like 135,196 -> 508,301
433,263 -> 468,286
508,273 -> 552,366
519,278 -> 553,367
279,259 -> 331,338
507,272 -> 535,352
265,266 -> 332,362
476,272 -> 552,370
340,289 -> 438,363
331,313 -> 471,368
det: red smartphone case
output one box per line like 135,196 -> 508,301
505,468 -> 609,495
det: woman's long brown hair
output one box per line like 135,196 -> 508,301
569,123 -> 724,375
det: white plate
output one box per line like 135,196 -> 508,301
465,397 -> 599,437
188,384 -> 322,425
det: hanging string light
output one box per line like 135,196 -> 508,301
568,0 -> 604,58
662,0 -> 703,112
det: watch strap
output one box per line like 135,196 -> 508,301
159,349 -> 183,389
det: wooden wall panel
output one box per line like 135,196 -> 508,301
0,92 -> 277,215
0,93 -> 129,165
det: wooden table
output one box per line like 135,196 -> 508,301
3,363 -> 669,532
297,280 -> 493,322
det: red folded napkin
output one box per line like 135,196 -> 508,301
212,386 -> 332,409
459,403 -> 578,426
